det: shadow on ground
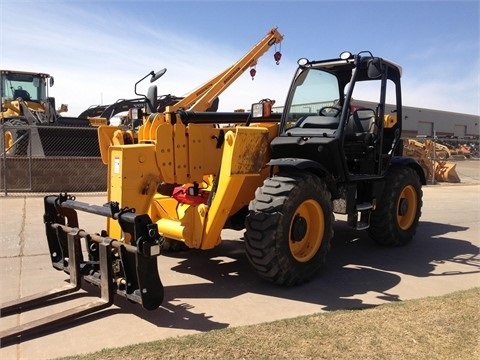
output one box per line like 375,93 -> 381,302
3,219 -> 478,345
116,219 -> 479,331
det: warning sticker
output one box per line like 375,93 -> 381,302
114,157 -> 120,174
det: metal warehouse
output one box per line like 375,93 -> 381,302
356,101 -> 479,138
274,101 -> 479,138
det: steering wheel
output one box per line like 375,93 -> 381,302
319,106 -> 341,117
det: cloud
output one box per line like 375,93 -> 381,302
2,2 -> 478,117
403,77 -> 479,116
402,49 -> 480,115
1,2 -> 294,116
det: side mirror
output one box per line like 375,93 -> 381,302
135,69 -> 166,97
49,77 -> 54,87
151,68 -> 167,83
367,58 -> 383,79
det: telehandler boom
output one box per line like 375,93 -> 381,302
1,41 -> 426,343
96,27 -> 283,158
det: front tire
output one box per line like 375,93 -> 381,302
1,118 -> 29,155
245,172 -> 333,285
161,238 -> 189,252
368,165 -> 423,246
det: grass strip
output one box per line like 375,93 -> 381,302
59,287 -> 480,360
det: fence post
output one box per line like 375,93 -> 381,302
1,126 -> 6,196
432,132 -> 436,185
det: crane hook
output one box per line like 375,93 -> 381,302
250,67 -> 257,80
274,51 -> 282,65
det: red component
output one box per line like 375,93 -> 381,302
274,51 -> 282,65
350,104 -> 364,113
250,68 -> 256,80
172,186 -> 210,205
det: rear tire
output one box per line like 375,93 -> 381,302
368,165 -> 423,246
245,172 -> 333,285
1,119 -> 29,155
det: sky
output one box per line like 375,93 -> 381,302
1,0 -> 479,117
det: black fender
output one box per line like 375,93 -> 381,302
391,156 -> 427,185
267,157 -> 339,197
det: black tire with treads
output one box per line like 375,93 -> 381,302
368,165 -> 423,246
245,172 -> 333,285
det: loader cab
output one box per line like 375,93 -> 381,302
0,70 -> 52,104
270,51 -> 403,180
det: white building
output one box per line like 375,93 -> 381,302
357,101 -> 479,138
274,101 -> 479,138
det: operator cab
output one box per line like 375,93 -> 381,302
0,70 -> 53,104
261,51 -> 403,180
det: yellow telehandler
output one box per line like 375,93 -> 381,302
1,27 -> 284,342
1,32 -> 426,342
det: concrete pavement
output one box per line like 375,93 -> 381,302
0,160 -> 479,359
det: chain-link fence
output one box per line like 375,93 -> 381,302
1,123 -> 106,195
1,123 -> 479,195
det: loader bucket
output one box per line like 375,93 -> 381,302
435,161 -> 461,183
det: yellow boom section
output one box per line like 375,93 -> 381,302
137,27 -> 283,142
167,27 -> 283,113
98,27 -> 283,163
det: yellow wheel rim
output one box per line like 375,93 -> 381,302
289,199 -> 324,262
397,185 -> 417,230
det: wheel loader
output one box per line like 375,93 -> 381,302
403,138 -> 461,183
1,38 -> 426,341
1,69 -> 100,127
0,70 -> 102,156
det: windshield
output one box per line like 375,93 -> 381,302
283,68 -> 341,131
1,72 -> 48,102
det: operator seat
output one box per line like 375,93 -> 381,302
344,108 -> 378,174
345,108 -> 377,143
13,89 -> 31,101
